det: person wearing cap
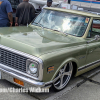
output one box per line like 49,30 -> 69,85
42,0 -> 53,9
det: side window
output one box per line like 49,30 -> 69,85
87,19 -> 100,38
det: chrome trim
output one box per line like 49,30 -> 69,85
87,35 -> 100,43
78,59 -> 100,71
0,66 -> 52,88
26,59 -> 39,77
45,81 -> 53,86
0,63 -> 40,80
1,68 -> 45,87
0,44 -> 43,81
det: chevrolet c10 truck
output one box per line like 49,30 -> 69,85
0,7 -> 100,91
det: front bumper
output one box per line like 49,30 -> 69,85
0,63 -> 52,88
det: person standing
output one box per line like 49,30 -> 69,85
42,0 -> 53,9
0,0 -> 13,27
15,0 -> 35,26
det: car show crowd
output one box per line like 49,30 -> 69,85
0,0 -> 53,27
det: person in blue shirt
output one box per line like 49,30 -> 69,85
0,0 -> 13,27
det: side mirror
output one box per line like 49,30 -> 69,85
87,35 -> 100,43
94,35 -> 100,40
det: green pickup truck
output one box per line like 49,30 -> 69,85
0,7 -> 100,91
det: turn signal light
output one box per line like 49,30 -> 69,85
47,66 -> 54,73
13,78 -> 24,86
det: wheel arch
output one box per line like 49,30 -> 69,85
72,61 -> 78,77
51,58 -> 79,81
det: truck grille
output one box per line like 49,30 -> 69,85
0,48 -> 28,73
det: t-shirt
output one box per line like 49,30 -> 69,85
0,0 -> 12,27
16,1 -> 35,25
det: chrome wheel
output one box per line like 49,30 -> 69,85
53,62 -> 73,91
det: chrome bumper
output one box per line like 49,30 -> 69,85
0,64 -> 52,88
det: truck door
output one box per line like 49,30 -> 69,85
86,19 -> 100,65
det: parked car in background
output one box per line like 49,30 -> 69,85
0,7 -> 100,91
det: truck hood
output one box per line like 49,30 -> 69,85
0,26 -> 85,57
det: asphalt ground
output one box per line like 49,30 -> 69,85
57,74 -> 100,100
0,65 -> 100,100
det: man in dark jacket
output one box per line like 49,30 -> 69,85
0,0 -> 13,27
15,0 -> 35,26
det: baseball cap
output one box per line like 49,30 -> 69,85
47,0 -> 53,2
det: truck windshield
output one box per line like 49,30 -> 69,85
32,9 -> 90,37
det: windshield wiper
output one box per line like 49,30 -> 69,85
33,22 -> 39,26
33,22 -> 68,36
53,29 -> 68,36
33,22 -> 44,28
34,22 -> 44,34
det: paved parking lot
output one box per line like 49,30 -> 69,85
57,73 -> 100,100
0,66 -> 100,100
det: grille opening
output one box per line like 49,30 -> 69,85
0,48 -> 28,73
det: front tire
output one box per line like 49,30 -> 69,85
53,62 -> 73,91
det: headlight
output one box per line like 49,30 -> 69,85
26,60 -> 39,77
29,63 -> 38,74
